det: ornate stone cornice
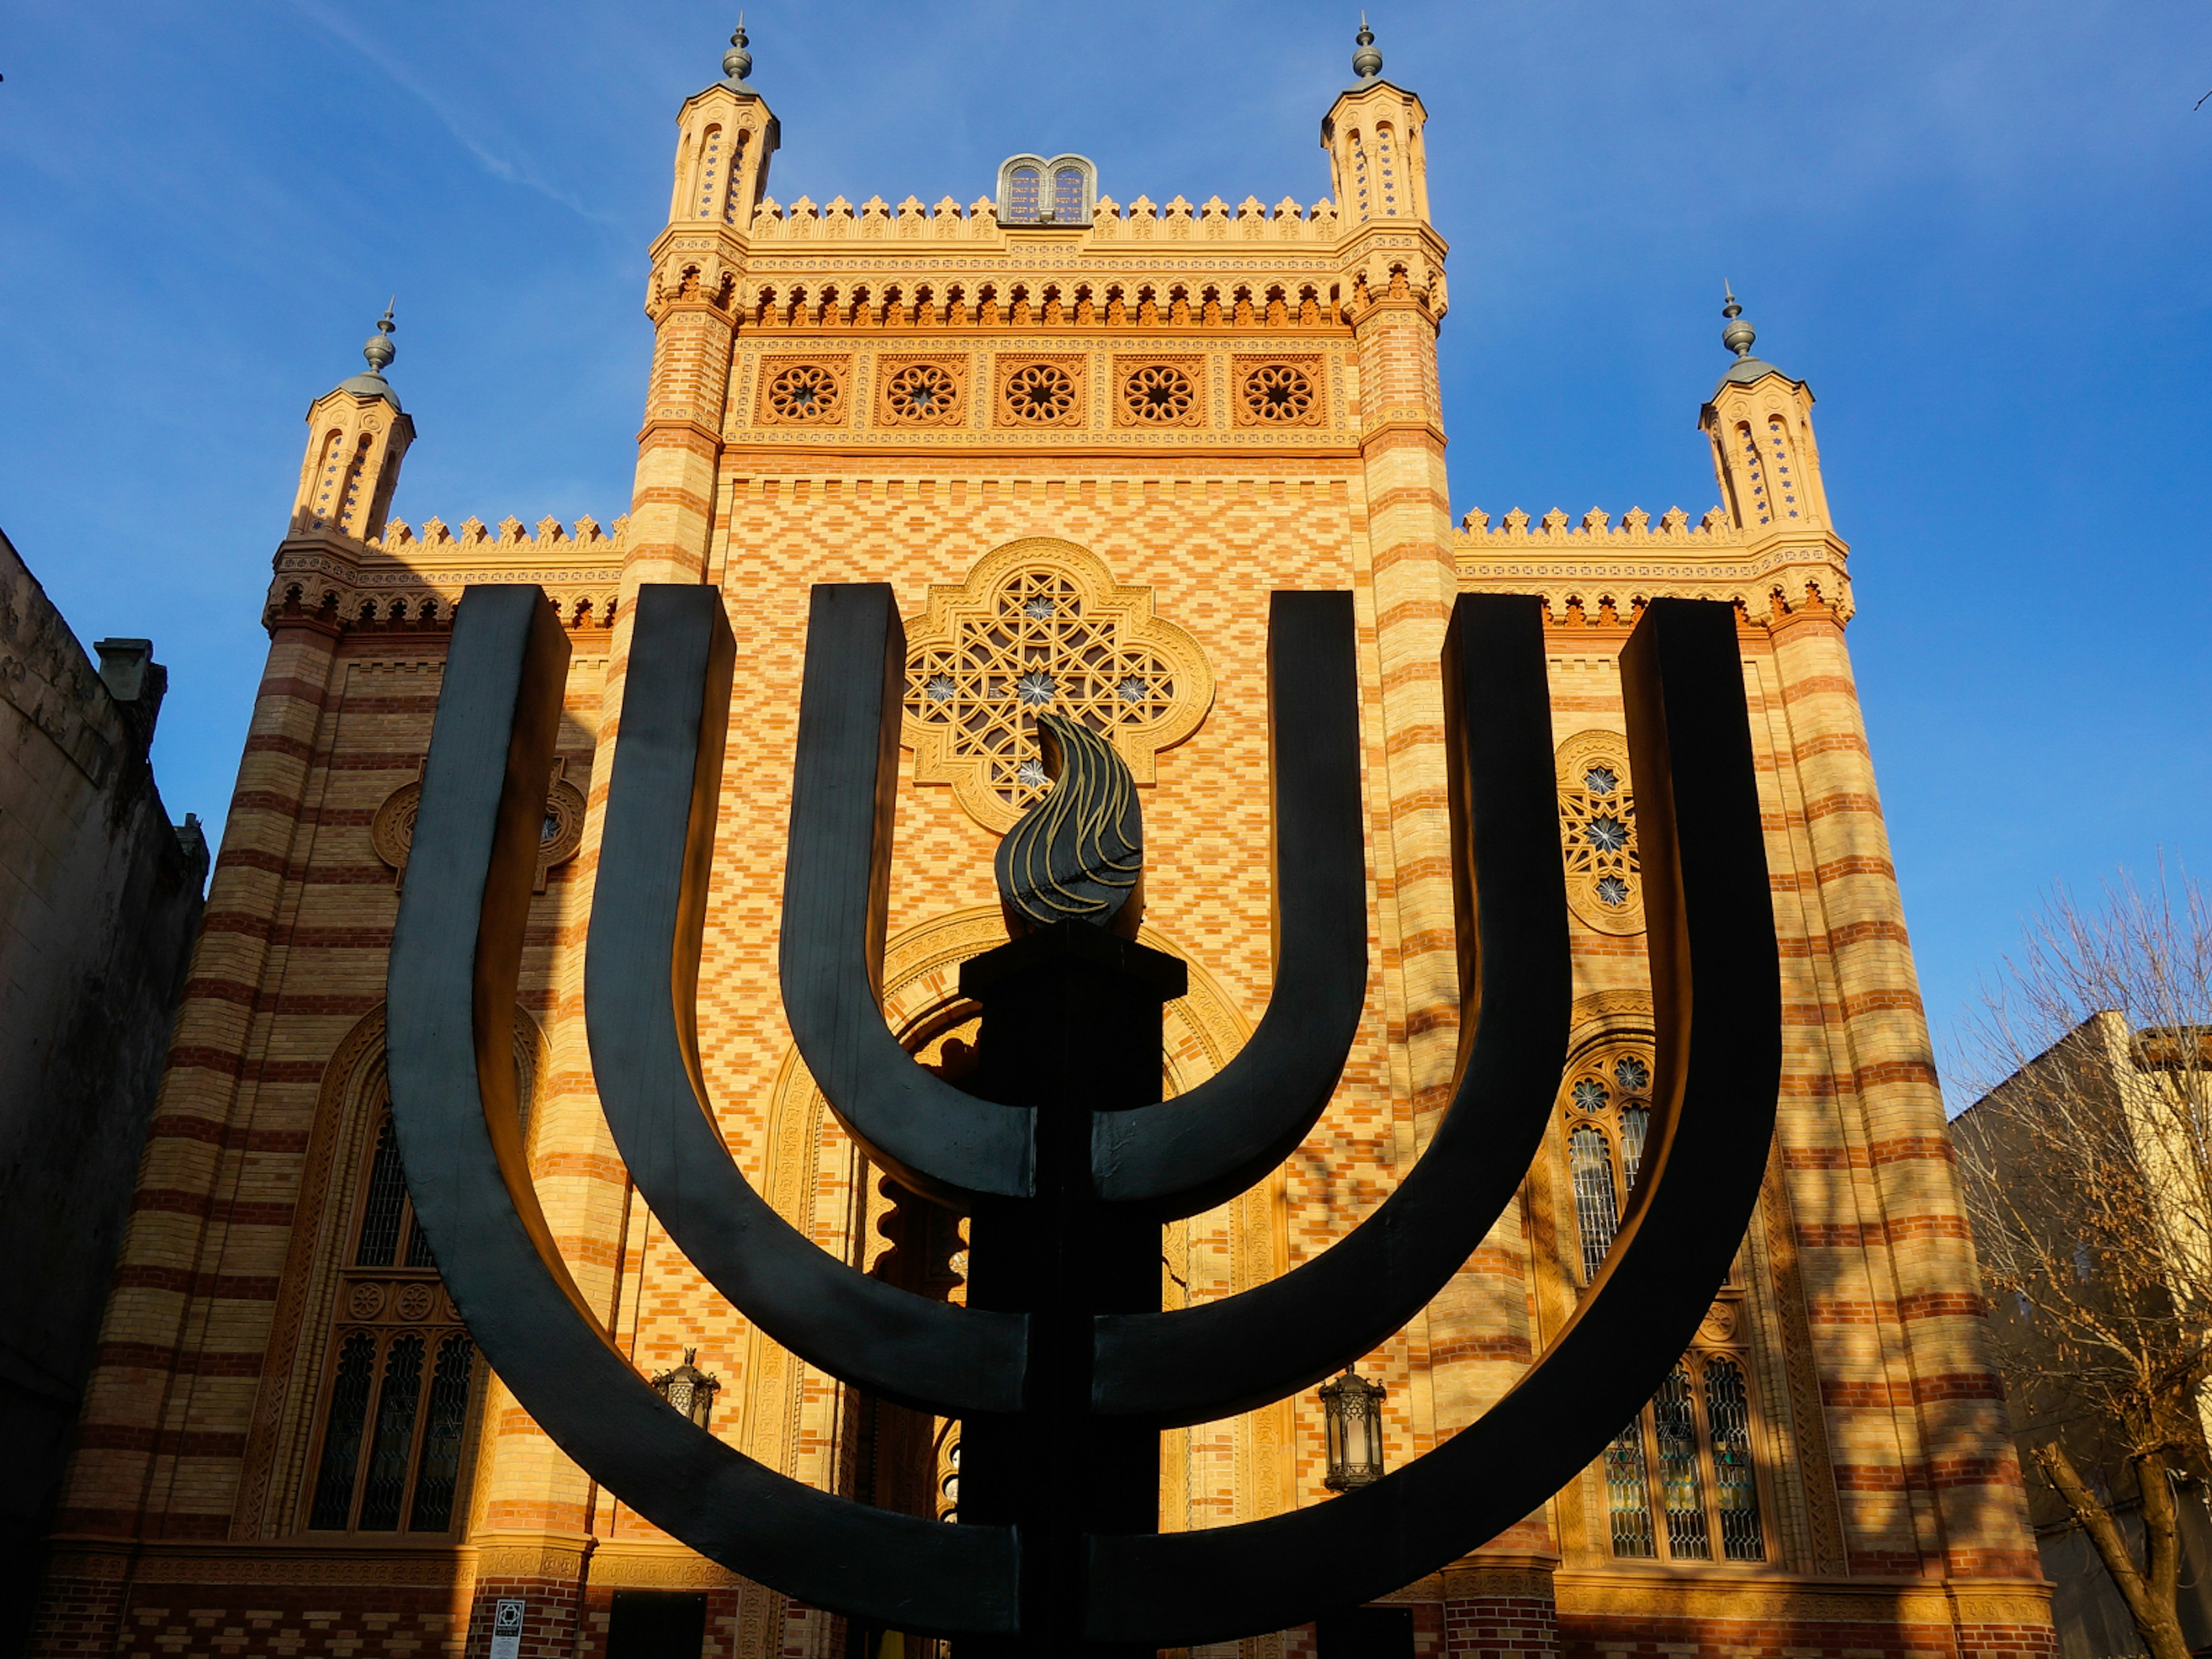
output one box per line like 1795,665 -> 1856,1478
266,517 -> 627,635
648,213 -> 1445,327
1454,507 -> 1853,623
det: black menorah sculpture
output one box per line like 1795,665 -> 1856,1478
385,579 -> 1779,1654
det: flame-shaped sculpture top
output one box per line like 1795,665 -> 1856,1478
994,712 -> 1143,934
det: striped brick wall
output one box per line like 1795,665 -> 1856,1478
33,60 -> 2050,1659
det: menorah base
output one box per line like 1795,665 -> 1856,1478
956,923 -> 1187,1658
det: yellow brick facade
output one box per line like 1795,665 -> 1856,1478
34,30 -> 2054,1659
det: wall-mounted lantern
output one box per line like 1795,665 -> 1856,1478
1319,1364 -> 1387,1491
652,1347 -> 721,1429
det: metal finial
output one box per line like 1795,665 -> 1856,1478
723,14 -> 753,82
1351,13 -> 1383,81
1720,283 -> 1756,359
362,300 -> 397,375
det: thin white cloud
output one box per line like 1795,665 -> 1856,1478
283,0 -> 619,225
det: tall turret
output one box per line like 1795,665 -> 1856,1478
628,25 -> 782,595
666,20 -> 781,229
1699,287 -> 1832,533
291,305 -> 415,539
1319,16 -> 1431,227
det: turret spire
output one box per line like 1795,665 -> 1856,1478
1712,282 -> 1780,393
336,300 -> 403,411
722,14 -> 753,83
363,300 -> 397,374
1720,283 -> 1755,359
1351,13 -> 1383,82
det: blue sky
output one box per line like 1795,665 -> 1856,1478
3,2 -> 2207,1095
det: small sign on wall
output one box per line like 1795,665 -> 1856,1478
491,1598 -> 525,1659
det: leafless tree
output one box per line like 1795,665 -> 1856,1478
1954,869 -> 2212,1659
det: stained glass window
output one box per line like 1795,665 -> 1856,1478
1605,1421 -> 1657,1557
1567,1040 -> 1766,1567
309,1334 -> 376,1528
354,1119 -> 408,1267
902,559 -> 1192,825
404,1212 -> 437,1270
408,1335 -> 477,1532
1706,1359 -> 1766,1560
1570,1126 -> 1620,1283
1654,1363 -> 1710,1559
1563,1043 -> 1652,1282
309,1096 -> 481,1533
358,1336 -> 426,1531
1557,738 -> 1641,930
1619,1104 -> 1650,1191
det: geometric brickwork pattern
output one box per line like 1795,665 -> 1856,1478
901,536 -> 1212,832
31,39 -> 2059,1659
1555,729 -> 1643,936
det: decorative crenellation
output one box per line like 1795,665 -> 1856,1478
1459,504 -> 1733,543
371,510 -> 627,555
744,192 -> 1342,243
266,514 -> 627,635
1454,505 -> 1853,623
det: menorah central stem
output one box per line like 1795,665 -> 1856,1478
955,922 -> 1188,1659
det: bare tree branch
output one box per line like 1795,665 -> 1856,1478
1955,865 -> 2212,1659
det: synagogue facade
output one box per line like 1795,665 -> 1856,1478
33,24 -> 2056,1659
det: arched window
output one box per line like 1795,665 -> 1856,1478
336,433 -> 374,535
1560,1044 -> 1654,1283
1764,413 -> 1802,521
996,154 -> 1096,225
1654,1363 -> 1709,1558
308,430 -> 344,529
1565,1033 -> 1769,1563
724,128 -> 751,225
1706,1358 -> 1766,1559
298,1012 -> 538,1535
694,124 -> 725,218
305,1094 -> 477,1534
1568,1125 -> 1619,1284
1603,1421 -> 1656,1558
296,1006 -> 553,1538
1737,421 -> 1772,527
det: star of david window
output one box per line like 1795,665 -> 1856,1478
1556,731 -> 1643,936
901,539 -> 1212,832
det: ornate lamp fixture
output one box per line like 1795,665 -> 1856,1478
651,1347 -> 721,1429
1319,1365 -> 1387,1491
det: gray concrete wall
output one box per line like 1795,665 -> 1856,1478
0,525 -> 206,1649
